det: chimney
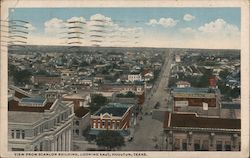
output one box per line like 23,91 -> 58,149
209,76 -> 217,88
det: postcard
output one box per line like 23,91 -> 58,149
0,0 -> 249,158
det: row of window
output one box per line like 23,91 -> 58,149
93,120 -> 120,129
11,129 -> 25,139
173,139 -> 238,151
34,109 -> 72,136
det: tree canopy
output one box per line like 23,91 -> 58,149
96,130 -> 125,150
89,94 -> 108,113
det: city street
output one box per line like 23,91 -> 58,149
122,50 -> 173,151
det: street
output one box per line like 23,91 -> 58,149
122,50 -> 173,151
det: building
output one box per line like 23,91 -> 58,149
62,92 -> 91,110
33,75 -> 61,85
127,72 -> 142,82
90,103 -> 134,136
163,112 -> 241,151
176,81 -> 191,88
99,82 -> 145,95
171,87 -> 221,117
175,54 -> 181,63
8,87 -> 74,151
73,107 -> 91,139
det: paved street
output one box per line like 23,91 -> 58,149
122,50 -> 173,151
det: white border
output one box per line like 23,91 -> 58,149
0,0 -> 249,158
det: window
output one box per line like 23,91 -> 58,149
21,130 -> 25,139
216,141 -> 223,151
225,141 -> 231,151
75,129 -> 79,136
16,130 -> 20,139
75,120 -> 80,126
98,120 -> 101,128
12,148 -> 24,151
40,142 -> 43,151
44,123 -> 48,129
11,130 -> 15,139
194,140 -> 200,151
57,116 -> 60,123
34,128 -> 38,136
201,140 -> 209,151
174,139 -> 180,150
182,139 -> 187,151
108,121 -> 111,129
102,121 -> 106,128
61,114 -> 64,121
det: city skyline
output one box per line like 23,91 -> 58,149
9,7 -> 240,49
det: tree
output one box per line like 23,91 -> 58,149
89,94 -> 108,113
13,69 -> 32,86
219,69 -> 230,80
96,130 -> 125,150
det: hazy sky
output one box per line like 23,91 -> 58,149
10,7 -> 240,49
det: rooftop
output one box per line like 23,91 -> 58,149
93,103 -> 132,117
8,111 -> 44,124
75,107 -> 90,118
164,112 -> 240,130
221,102 -> 240,109
20,97 -> 46,104
8,100 -> 53,112
171,87 -> 217,94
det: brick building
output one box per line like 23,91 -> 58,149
163,112 -> 241,151
171,87 -> 221,116
90,103 -> 134,136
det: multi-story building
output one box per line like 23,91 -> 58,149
170,87 -> 221,116
163,112 -> 240,151
32,75 -> 61,85
90,103 -> 134,136
127,72 -> 142,82
8,87 -> 74,151
99,82 -> 145,95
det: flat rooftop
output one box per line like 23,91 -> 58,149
20,97 -> 46,104
8,100 -> 53,112
171,87 -> 218,94
164,112 -> 240,130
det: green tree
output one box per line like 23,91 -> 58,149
219,69 -> 230,80
13,69 -> 32,85
89,94 -> 108,113
96,130 -> 125,150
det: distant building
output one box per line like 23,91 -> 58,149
62,92 -> 91,109
163,112 -> 240,151
171,87 -> 221,117
99,83 -> 145,95
8,87 -> 74,151
33,75 -> 61,85
175,54 -> 181,63
176,81 -> 191,88
127,72 -> 142,82
89,103 -> 134,136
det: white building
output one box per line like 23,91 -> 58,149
127,73 -> 142,82
8,88 -> 74,151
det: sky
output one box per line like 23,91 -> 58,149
9,7 -> 241,49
